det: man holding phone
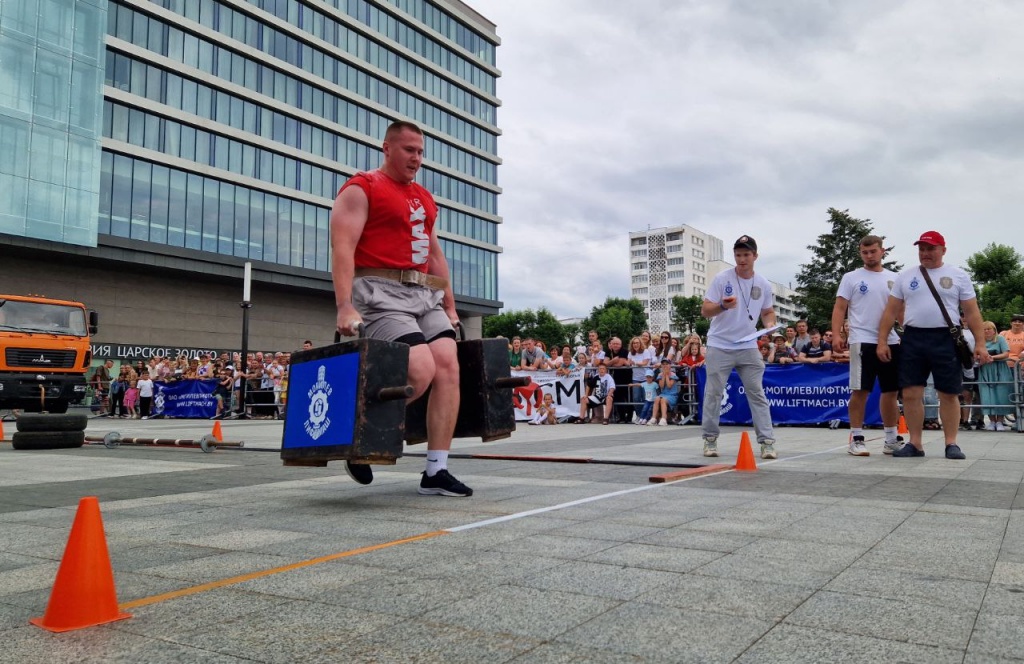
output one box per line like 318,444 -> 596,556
699,236 -> 779,459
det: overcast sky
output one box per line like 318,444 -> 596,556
469,0 -> 1024,318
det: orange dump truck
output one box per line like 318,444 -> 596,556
0,295 -> 98,413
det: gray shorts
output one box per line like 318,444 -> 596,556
352,277 -> 453,345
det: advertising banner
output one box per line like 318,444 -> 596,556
696,363 -> 883,426
510,369 -> 585,421
151,380 -> 219,419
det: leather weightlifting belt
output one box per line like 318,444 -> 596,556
354,268 -> 448,291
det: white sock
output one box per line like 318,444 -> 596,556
851,428 -> 863,440
425,450 -> 448,477
884,426 -> 897,442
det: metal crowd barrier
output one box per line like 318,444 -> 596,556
581,365 -> 699,425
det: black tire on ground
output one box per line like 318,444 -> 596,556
11,431 -> 86,450
15,413 -> 89,433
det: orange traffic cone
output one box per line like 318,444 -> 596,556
212,420 -> 223,442
735,431 -> 758,472
898,416 -> 909,435
0,419 -> 5,441
30,497 -> 131,632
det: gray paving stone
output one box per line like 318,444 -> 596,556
555,601 -> 772,663
967,613 -> 1024,660
736,624 -> 964,663
980,583 -> 1024,617
583,542 -> 723,573
825,565 -> 988,611
638,573 -> 817,621
693,552 -> 835,589
545,520 -> 666,542
2,623 -> 252,664
637,527 -> 755,552
422,585 -> 621,640
310,572 -> 498,617
734,537 -> 869,572
132,550 -> 293,583
342,618 -> 541,663
484,533 -> 622,559
514,560 -> 684,600
166,598 -> 406,663
511,641 -> 651,663
784,590 -> 976,649
110,588 -> 294,640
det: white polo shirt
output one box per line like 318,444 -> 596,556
836,267 -> 900,345
706,269 -> 774,350
890,264 -> 976,328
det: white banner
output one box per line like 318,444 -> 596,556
510,369 -> 585,421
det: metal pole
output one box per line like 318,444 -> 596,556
233,262 -> 253,419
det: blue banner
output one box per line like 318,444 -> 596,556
151,380 -> 218,419
696,364 -> 882,426
282,351 -> 359,449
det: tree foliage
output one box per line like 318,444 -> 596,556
670,295 -> 705,336
482,307 -> 573,348
579,297 -> 648,343
965,243 -> 1024,328
794,208 -> 901,330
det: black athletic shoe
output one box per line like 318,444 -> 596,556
418,469 -> 473,497
892,444 -> 925,458
945,444 -> 966,460
345,461 -> 373,485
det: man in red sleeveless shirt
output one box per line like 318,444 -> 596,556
330,121 -> 471,497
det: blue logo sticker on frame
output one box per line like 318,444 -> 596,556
282,352 -> 359,449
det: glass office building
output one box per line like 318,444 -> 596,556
2,0 -> 501,320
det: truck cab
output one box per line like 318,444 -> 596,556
0,295 -> 98,413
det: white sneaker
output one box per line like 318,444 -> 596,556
632,413 -> 640,424
986,422 -> 997,431
848,436 -> 870,457
646,420 -> 658,426
883,437 -> 904,455
658,418 -> 668,426
995,422 -> 1010,432
761,440 -> 777,459
703,438 -> 719,457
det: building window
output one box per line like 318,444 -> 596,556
632,262 -> 647,270
666,270 -> 684,279
631,249 -> 647,258
667,257 -> 684,266
666,232 -> 681,241
666,245 -> 681,253
631,274 -> 648,284
630,236 -> 647,246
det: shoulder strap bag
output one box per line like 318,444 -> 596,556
918,267 -> 975,369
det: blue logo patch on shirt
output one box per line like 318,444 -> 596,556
909,277 -> 920,291
724,283 -> 734,296
858,281 -> 868,294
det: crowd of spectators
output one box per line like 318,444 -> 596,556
88,342 -> 314,419
508,314 -> 1024,429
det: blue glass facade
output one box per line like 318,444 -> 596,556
0,0 -> 107,246
95,0 -> 501,305
2,0 -> 500,309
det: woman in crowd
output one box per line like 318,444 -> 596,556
627,336 -> 654,421
667,336 -> 681,362
979,321 -> 1014,431
547,344 -> 561,369
508,336 -> 522,370
640,330 -> 653,351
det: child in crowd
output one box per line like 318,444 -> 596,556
529,393 -> 557,425
123,380 -> 140,419
136,371 -> 154,419
636,369 -> 657,425
648,359 -> 679,426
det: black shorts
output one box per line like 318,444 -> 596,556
849,343 -> 900,393
899,326 -> 962,394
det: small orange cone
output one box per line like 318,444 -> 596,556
898,416 -> 909,435
30,497 -> 131,632
212,420 -> 223,442
0,419 -> 5,441
735,431 -> 758,472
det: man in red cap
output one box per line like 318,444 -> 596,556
877,231 -> 990,459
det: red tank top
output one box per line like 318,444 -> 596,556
340,170 -> 438,271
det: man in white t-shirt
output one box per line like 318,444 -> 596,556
831,235 -> 904,456
877,230 -> 990,459
699,236 -> 778,459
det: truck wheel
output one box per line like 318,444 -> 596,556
15,413 -> 89,433
11,431 -> 85,450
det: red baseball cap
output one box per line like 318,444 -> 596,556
913,231 -> 945,247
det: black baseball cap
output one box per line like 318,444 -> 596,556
734,235 -> 757,252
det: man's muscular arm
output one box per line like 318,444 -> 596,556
330,185 -> 368,337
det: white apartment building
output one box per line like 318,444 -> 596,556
629,225 -> 725,335
707,260 -> 802,326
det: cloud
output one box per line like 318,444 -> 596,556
472,0 -> 1024,316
